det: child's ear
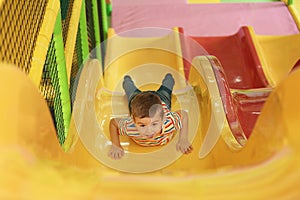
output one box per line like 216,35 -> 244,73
132,115 -> 137,123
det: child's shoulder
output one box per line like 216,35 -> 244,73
119,116 -> 134,122
165,110 -> 183,120
118,117 -> 135,127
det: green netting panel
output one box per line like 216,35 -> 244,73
69,28 -> 84,105
91,0 -> 102,60
69,0 -> 89,106
95,0 -> 107,67
60,0 -> 74,46
60,0 -> 70,20
0,0 -> 48,73
86,0 -> 101,59
69,0 -> 103,105
97,0 -> 108,42
86,0 -> 96,53
40,11 -> 71,145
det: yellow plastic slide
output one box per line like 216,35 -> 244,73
250,27 -> 300,87
1,27 -> 300,199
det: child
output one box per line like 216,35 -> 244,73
108,73 -> 192,159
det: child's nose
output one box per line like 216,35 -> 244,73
144,126 -> 154,134
145,128 -> 152,134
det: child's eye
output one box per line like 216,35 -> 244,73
152,123 -> 158,126
139,124 -> 145,127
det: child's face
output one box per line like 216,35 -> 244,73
134,111 -> 164,138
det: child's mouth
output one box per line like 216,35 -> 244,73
146,134 -> 154,138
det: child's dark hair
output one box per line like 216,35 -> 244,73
130,92 -> 164,119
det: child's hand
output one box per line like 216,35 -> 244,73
108,144 -> 124,160
176,138 -> 193,154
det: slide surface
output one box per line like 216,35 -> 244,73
2,26 -> 300,198
253,32 -> 300,86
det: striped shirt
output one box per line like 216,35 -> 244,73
118,102 -> 182,146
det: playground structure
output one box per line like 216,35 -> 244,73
1,0 -> 300,199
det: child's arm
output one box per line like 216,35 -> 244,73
108,118 -> 125,159
176,110 -> 193,154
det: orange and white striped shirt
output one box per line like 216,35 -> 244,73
118,102 -> 182,146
